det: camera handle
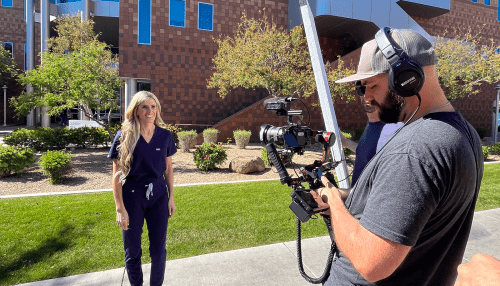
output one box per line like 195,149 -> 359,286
296,216 -> 337,284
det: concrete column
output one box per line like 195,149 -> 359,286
40,0 -> 50,128
494,85 -> 500,144
124,78 -> 137,111
25,0 -> 35,127
77,0 -> 91,121
82,0 -> 91,21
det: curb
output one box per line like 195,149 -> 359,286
0,178 -> 279,199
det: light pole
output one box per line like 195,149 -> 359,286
2,85 -> 7,127
495,85 -> 500,144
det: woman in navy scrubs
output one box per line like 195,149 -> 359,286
108,91 -> 177,286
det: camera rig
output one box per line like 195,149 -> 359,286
260,97 -> 340,284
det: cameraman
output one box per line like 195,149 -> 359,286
314,28 -> 483,285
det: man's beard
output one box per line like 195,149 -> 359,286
370,89 -> 405,124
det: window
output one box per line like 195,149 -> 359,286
1,42 -> 13,57
170,0 -> 186,28
484,0 -> 490,5
138,0 -> 152,45
1,0 -> 13,7
198,3 -> 213,31
471,0 -> 478,3
498,6 -> 500,22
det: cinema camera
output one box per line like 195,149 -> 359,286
259,97 -> 340,223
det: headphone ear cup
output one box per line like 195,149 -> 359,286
389,59 -> 425,97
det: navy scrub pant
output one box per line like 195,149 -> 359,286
122,179 -> 169,286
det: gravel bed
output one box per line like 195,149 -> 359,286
1,142 -> 498,197
0,144 -> 355,197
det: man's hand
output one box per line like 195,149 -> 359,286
455,253 -> 500,286
312,176 -> 344,216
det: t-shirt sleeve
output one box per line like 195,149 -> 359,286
108,131 -> 122,160
164,130 -> 177,157
376,123 -> 403,152
359,153 -> 441,246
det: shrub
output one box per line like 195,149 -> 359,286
260,147 -> 293,168
475,127 -> 487,139
203,128 -> 219,144
4,127 -> 112,150
482,146 -> 490,161
38,150 -> 73,184
0,146 -> 36,177
233,129 -> 252,149
342,130 -> 354,140
162,123 -> 182,145
177,130 -> 198,152
193,143 -> 227,171
261,148 -> 271,167
490,143 -> 500,155
343,148 -> 353,157
4,128 -> 33,148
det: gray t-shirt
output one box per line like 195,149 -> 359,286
325,111 -> 483,286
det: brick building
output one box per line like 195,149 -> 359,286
0,0 -> 41,125
1,0 -> 499,140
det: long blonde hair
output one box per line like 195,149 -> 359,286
115,91 -> 165,184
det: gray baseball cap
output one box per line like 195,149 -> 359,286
336,29 -> 437,83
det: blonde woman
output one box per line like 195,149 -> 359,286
108,91 -> 176,286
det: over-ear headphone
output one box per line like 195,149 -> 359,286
375,27 -> 425,97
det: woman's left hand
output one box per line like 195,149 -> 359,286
168,199 -> 176,218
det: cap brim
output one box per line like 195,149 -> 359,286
335,72 -> 380,84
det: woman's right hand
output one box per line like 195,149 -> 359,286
116,209 -> 129,230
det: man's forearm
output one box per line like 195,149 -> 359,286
323,190 -> 411,282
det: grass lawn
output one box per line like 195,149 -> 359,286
0,180 -> 329,285
475,163 -> 500,211
0,163 -> 498,285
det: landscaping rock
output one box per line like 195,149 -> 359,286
229,156 -> 266,174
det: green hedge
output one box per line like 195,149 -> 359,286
0,146 -> 36,177
4,127 -> 112,151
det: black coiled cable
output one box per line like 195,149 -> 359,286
296,216 -> 337,284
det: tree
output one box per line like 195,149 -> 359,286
0,45 -> 20,86
12,16 -> 123,139
207,12 -> 357,102
435,26 -> 500,100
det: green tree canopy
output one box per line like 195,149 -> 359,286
0,45 -> 20,86
435,26 -> 500,100
12,16 -> 122,139
207,12 -> 357,102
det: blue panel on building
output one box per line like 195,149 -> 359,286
170,0 -> 186,28
288,0 -> 450,42
2,0 -> 13,7
198,3 -> 213,31
371,0 -> 391,27
485,0 -> 490,5
352,0 -> 371,21
331,0 -> 351,18
138,0 -> 151,44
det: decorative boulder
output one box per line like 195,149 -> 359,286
229,156 -> 266,174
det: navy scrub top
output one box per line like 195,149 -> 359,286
108,126 -> 177,182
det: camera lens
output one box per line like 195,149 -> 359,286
260,124 -> 284,145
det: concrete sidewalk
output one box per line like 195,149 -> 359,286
16,208 -> 500,286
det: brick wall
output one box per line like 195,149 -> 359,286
209,0 -> 500,138
413,0 -> 500,135
119,0 -> 288,126
0,0 -> 41,125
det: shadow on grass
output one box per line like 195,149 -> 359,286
0,221 -> 93,285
